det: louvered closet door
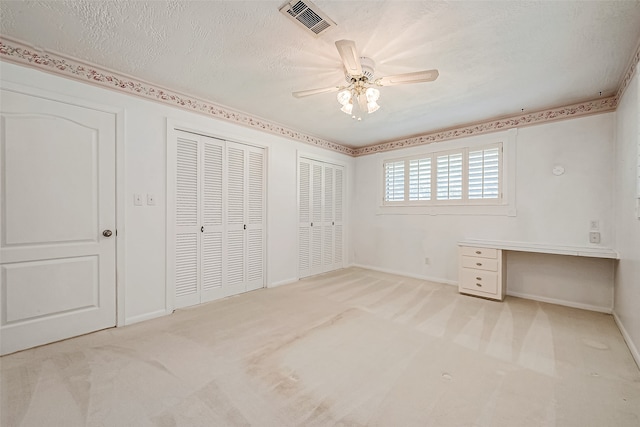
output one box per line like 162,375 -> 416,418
333,166 -> 344,270
201,138 -> 224,303
322,165 -> 335,270
310,161 -> 324,276
298,158 -> 345,278
175,132 -> 201,308
245,146 -> 265,292
225,143 -> 246,297
298,159 -> 312,278
224,141 -> 265,296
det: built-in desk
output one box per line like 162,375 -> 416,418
458,240 -> 619,301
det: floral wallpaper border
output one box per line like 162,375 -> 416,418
352,96 -> 618,156
1,35 -> 637,158
0,37 -> 356,156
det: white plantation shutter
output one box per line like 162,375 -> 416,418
175,135 -> 200,307
382,143 -> 503,207
469,146 -> 500,199
409,158 -> 431,201
384,161 -> 405,202
437,152 -> 463,200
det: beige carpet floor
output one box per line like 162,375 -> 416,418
1,267 -> 639,426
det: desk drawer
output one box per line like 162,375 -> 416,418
460,246 -> 497,259
460,268 -> 499,295
461,256 -> 498,271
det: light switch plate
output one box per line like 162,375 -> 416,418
134,193 -> 143,206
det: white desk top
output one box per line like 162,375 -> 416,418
459,239 -> 619,259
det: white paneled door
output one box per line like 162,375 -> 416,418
298,157 -> 344,278
0,89 -> 116,355
170,131 -> 265,309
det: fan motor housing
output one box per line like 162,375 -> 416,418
345,57 -> 375,82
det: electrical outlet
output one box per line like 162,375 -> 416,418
589,232 -> 601,244
134,193 -> 143,206
147,193 -> 155,206
589,220 -> 599,230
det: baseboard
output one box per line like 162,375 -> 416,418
268,277 -> 299,288
124,309 -> 170,326
613,311 -> 640,370
351,263 -> 458,286
506,290 -> 612,314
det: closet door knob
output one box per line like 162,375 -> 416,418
102,230 -> 113,237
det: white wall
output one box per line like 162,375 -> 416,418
352,113 -> 616,311
613,66 -> 640,366
0,61 -> 354,325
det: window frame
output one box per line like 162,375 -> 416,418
382,142 -> 504,207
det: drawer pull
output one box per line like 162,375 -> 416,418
476,262 -> 482,266
475,250 -> 482,254
476,277 -> 482,281
476,283 -> 482,287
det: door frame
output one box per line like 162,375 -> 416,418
0,80 -> 126,327
166,118 -> 268,313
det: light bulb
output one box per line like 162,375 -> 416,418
337,89 -> 351,106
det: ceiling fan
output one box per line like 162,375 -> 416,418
293,39 -> 439,120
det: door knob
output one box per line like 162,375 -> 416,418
103,230 -> 113,237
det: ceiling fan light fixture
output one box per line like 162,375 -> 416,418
340,101 -> 353,115
337,89 -> 351,105
367,101 -> 380,114
365,87 -> 380,102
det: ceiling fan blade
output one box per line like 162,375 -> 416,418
292,86 -> 342,98
375,69 -> 439,86
335,39 -> 363,76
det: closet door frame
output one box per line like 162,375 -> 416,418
166,120 -> 268,312
297,151 -> 347,279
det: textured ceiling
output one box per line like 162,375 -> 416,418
1,1 -> 640,149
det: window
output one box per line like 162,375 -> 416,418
384,160 -> 404,201
409,158 -> 431,201
383,143 -> 502,205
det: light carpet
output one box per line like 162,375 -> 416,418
1,267 -> 639,426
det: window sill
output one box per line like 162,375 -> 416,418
376,204 -> 516,216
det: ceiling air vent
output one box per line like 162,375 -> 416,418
279,0 -> 336,37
